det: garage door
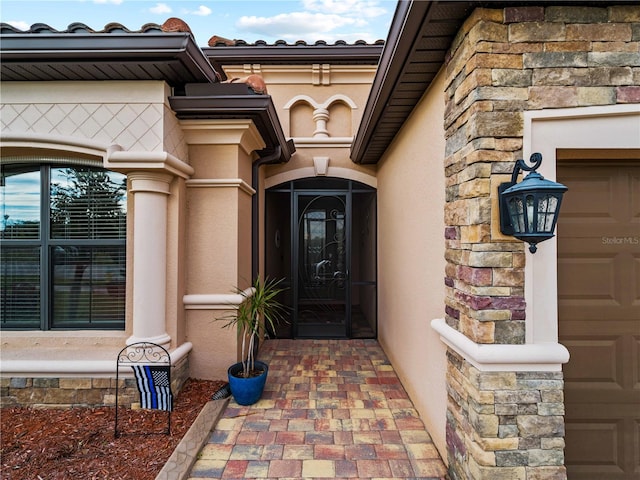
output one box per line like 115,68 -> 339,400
557,155 -> 640,480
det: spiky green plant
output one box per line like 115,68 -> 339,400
220,277 -> 286,378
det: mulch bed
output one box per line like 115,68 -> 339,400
1,379 -> 225,480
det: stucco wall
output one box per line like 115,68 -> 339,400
180,120 -> 265,379
0,80 -> 195,402
226,65 -> 379,187
376,70 -> 448,458
0,81 -> 187,160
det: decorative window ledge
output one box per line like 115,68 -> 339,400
0,342 -> 192,376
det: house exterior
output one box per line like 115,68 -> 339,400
1,2 -> 639,479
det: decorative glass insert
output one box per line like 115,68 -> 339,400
537,194 -> 559,233
50,167 -> 126,240
0,165 -> 40,239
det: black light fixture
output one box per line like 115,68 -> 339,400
499,153 -> 568,254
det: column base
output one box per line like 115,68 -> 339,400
126,333 -> 171,348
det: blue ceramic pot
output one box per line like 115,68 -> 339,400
227,360 -> 268,405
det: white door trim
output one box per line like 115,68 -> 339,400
524,104 -> 640,345
432,104 -> 640,371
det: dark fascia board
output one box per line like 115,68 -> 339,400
351,0 -> 444,164
351,0 -> 622,165
169,86 -> 295,163
0,31 -> 219,85
203,44 -> 384,66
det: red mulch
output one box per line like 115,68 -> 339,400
1,379 -> 225,480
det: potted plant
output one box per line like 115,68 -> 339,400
220,276 -> 286,405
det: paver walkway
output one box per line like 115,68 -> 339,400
187,339 -> 448,479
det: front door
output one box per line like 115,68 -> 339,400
265,178 -> 376,339
295,192 -> 348,337
557,153 -> 640,480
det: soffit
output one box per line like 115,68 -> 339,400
351,0 -> 625,165
351,1 -> 475,165
0,23 -> 219,86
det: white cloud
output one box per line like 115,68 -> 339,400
149,3 -> 172,15
93,0 -> 124,4
316,30 -> 382,44
302,0 -> 387,18
237,12 -> 361,39
189,5 -> 212,16
6,20 -> 30,31
235,1 -> 388,42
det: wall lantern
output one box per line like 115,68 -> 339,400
498,153 -> 568,254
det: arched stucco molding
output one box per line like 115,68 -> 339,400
283,94 -> 316,110
0,133 -> 194,366
284,94 -> 358,139
283,94 -> 358,111
0,132 -> 122,161
264,166 -> 377,189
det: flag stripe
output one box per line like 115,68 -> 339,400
132,365 -> 173,411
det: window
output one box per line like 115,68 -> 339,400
1,162 -> 127,329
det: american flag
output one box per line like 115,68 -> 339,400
131,365 -> 173,411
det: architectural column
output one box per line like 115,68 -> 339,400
179,119 -> 266,380
312,108 -> 330,137
127,172 -> 173,346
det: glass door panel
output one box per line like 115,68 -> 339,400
295,193 -> 348,337
351,190 -> 377,338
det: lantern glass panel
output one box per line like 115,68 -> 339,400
526,195 -> 535,233
507,196 -> 525,234
537,194 -> 558,233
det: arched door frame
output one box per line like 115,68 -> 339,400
265,176 -> 377,339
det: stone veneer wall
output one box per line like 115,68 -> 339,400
0,356 -> 189,408
446,351 -> 565,480
442,5 -> 639,480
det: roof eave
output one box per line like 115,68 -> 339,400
168,90 -> 295,163
351,0 -> 622,165
203,44 -> 384,66
0,32 -> 220,85
351,0 -> 429,164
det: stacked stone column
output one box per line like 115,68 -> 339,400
442,5 -> 639,479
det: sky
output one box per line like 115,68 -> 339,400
1,0 -> 397,46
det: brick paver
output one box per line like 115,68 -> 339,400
187,339 -> 447,479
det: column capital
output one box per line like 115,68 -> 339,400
179,119 -> 265,155
128,172 -> 173,195
106,150 -> 194,179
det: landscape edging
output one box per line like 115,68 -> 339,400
155,398 -> 230,480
